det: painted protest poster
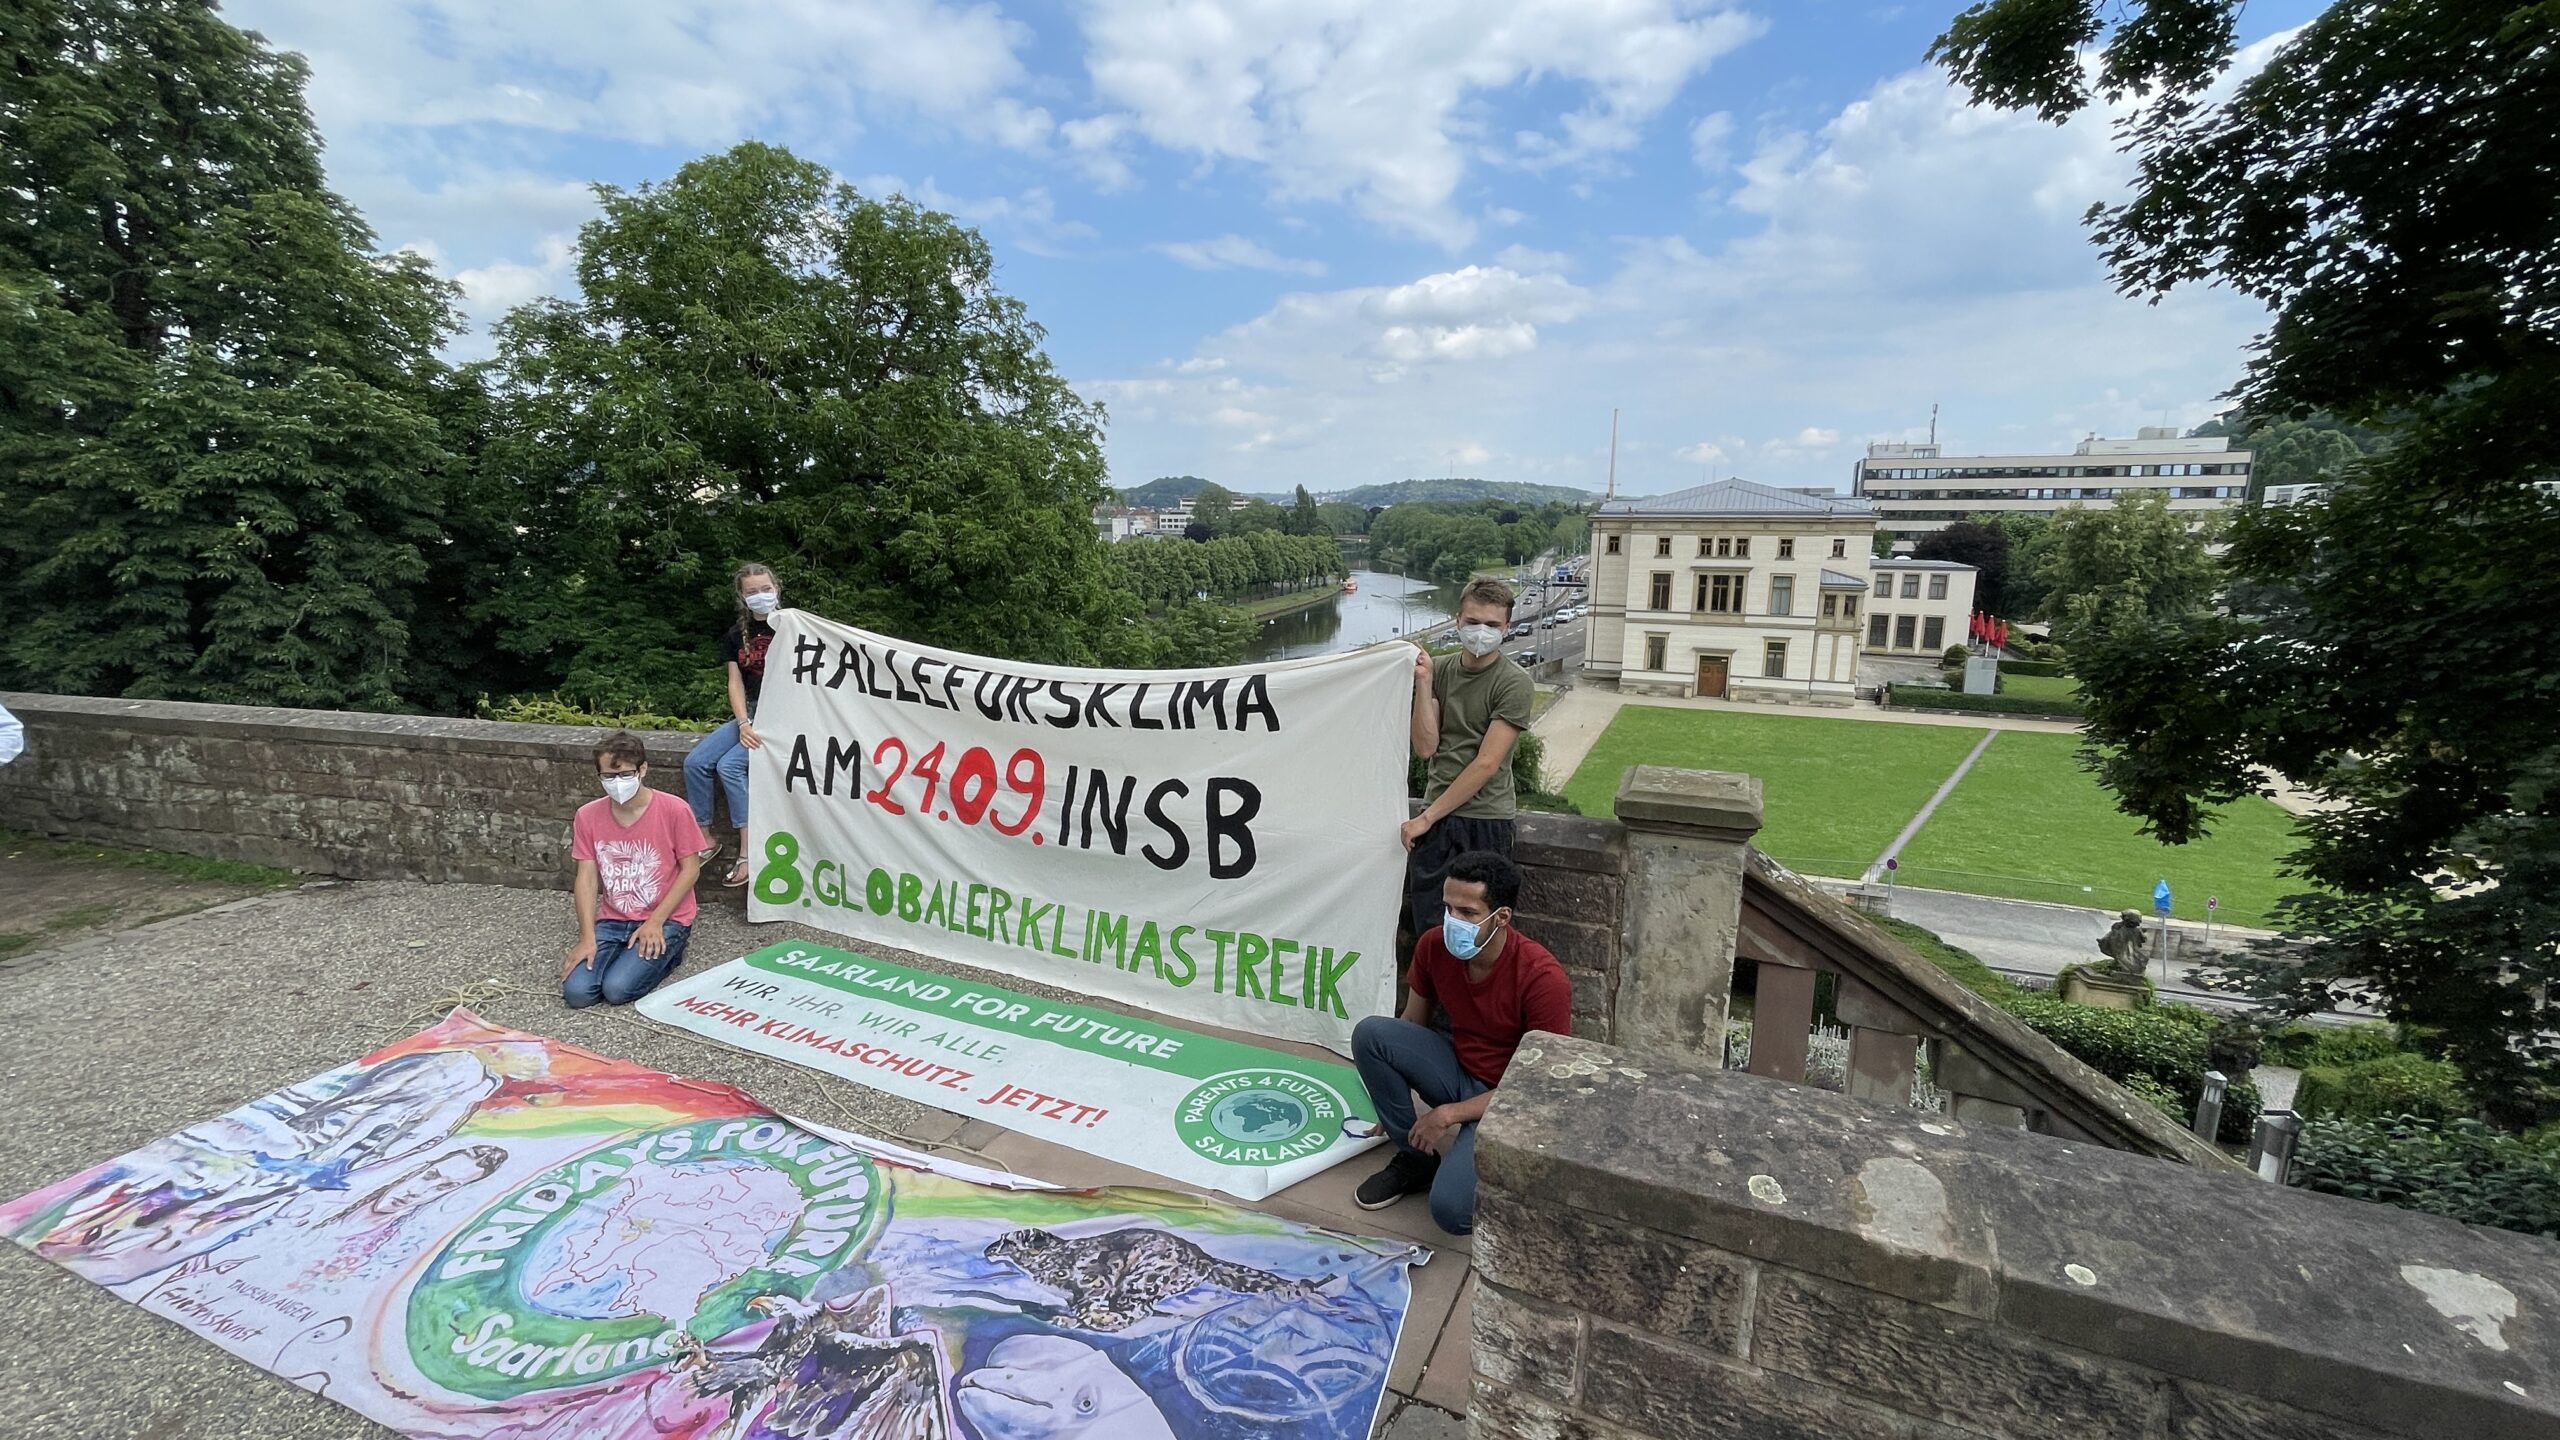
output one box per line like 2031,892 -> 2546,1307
2,1011 -> 1424,1440
747,610 -> 1412,1053
641,939 -> 1385,1199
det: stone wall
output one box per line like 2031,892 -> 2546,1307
0,692 -> 702,888
1511,811 -> 1628,1044
1473,1031 -> 2560,1440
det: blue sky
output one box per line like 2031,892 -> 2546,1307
229,0 -> 2328,496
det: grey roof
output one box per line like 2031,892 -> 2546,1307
1818,568 -> 1870,589
1871,558 -> 1977,571
1595,477 -> 1877,520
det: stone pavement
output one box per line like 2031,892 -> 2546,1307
0,880 -> 1472,1439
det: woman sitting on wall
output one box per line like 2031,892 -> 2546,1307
682,562 -> 778,888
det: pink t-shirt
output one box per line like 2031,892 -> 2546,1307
571,790 -> 707,926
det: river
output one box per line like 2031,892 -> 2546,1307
1244,568 -> 1471,662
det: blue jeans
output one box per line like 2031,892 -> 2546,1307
563,919 -> 691,1008
684,720 -> 751,831
1353,1016 -> 1491,1234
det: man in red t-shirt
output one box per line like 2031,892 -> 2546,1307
562,731 -> 707,1008
1352,849 -> 1571,1234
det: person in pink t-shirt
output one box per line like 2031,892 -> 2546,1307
562,731 -> 707,1008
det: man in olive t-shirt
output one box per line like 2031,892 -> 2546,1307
1403,577 -> 1536,932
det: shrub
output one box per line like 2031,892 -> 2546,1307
1884,683 -> 2083,718
1942,644 -> 1972,667
480,694 -> 718,733
1995,657 -> 2066,678
2121,1073 -> 2187,1124
2263,1022 -> 2404,1071
2292,1116 -> 2560,1240
2331,1054 -> 2473,1123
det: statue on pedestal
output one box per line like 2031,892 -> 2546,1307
2097,910 -> 2150,979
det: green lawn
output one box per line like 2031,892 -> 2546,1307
2000,673 -> 2080,702
1562,708 -> 1988,878
1892,730 -> 2306,928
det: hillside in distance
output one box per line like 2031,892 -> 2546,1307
1333,477 -> 1596,508
1116,474 -> 1286,506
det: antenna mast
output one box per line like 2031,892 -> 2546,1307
1929,403 -> 1938,447
1606,409 -> 1619,498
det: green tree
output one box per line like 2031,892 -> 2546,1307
0,0 -> 477,711
1285,484 -> 1325,536
1317,501 -> 1370,536
2036,491 -> 2218,631
1990,512 -> 2058,621
1915,520 -> 2010,616
1232,498 -> 1285,535
476,142 -> 1136,714
1190,483 -> 1237,536
1871,530 -> 1898,558
1144,600 -> 1252,667
1937,0 -> 2560,1107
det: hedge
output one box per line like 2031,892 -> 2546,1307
1996,658 -> 2066,678
1884,683 -> 2085,718
2296,1053 -> 2473,1124
2263,1022 -> 2405,1071
1871,918 -> 2256,1143
2293,1116 -> 2560,1240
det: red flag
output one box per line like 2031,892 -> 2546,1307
1994,619 -> 2009,650
1968,613 -> 1981,644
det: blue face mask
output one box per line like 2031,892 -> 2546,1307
1442,911 -> 1500,960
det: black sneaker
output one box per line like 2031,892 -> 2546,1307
1354,1150 -> 1438,1210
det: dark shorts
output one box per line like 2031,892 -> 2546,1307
1405,814 -> 1516,931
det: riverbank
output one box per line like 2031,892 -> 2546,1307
1234,582 -> 1350,621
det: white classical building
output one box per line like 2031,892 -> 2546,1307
1585,480 -> 1878,705
1852,427 -> 2255,545
1861,559 -> 1979,657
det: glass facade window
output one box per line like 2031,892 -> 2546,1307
1895,615 -> 1917,649
1830,538 -> 1847,558
1644,634 -> 1666,670
1922,617 -> 1944,651
1778,538 -> 1794,559
1928,574 -> 1948,600
1763,640 -> 1787,678
1868,613 -> 1889,647
1656,536 -> 1672,557
1901,574 -> 1920,598
1650,572 -> 1672,609
1769,576 -> 1793,616
1606,534 -> 1621,554
1873,574 -> 1891,598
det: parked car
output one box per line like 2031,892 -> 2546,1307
1512,650 -> 1541,668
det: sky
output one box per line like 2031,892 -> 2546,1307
226,0 -> 2329,498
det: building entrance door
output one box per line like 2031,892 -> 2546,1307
1694,655 -> 1729,698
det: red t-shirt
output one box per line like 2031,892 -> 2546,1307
1408,926 -> 1573,1086
571,790 -> 707,926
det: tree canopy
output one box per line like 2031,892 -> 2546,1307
1938,0 -> 2560,1106
1913,521 -> 2011,615
0,0 -> 476,712
475,142 -> 1142,712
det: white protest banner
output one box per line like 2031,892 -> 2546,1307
744,609 -> 1412,1052
641,940 -> 1389,1199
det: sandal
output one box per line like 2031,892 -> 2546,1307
724,858 -> 751,888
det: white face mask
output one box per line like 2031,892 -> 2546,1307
744,590 -> 780,616
601,773 -> 642,804
1456,623 -> 1504,658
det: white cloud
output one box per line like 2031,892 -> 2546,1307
1796,426 -> 1841,447
856,175 -> 1097,257
1676,441 -> 1728,465
1153,235 -> 1327,276
1689,111 -> 1736,172
233,0 -> 1047,151
1072,0 -> 1764,246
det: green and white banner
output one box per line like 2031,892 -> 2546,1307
746,610 -> 1412,1053
640,941 -> 1386,1199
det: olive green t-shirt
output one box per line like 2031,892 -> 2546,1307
1426,650 -> 1536,818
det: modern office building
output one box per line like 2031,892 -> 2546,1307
1852,427 -> 2254,543
1586,479 -> 1878,705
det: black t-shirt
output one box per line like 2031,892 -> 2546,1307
722,618 -> 776,708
